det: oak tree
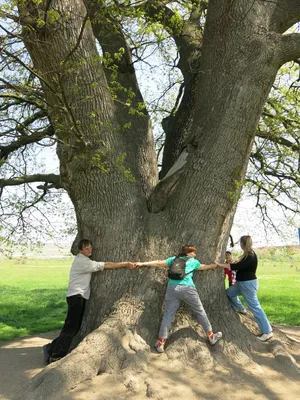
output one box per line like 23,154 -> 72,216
0,1 -> 300,398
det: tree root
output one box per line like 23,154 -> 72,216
166,336 -> 214,367
13,317 -> 149,400
271,340 -> 300,375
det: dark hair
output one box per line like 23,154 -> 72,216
78,239 -> 93,250
225,251 -> 232,255
180,244 -> 196,256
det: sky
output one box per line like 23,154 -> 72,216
231,196 -> 300,248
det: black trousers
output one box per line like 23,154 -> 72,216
49,294 -> 86,359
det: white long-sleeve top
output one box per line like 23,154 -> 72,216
66,253 -> 104,299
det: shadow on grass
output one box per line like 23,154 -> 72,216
0,286 -> 67,341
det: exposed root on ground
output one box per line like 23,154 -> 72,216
13,301 -> 150,400
270,340 -> 300,375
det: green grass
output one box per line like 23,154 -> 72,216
0,258 -> 70,341
0,248 -> 300,341
257,258 -> 300,326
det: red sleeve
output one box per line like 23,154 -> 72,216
224,268 -> 232,279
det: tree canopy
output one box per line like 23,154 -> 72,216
0,1 -> 299,249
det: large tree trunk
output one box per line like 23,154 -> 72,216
15,0 -> 300,398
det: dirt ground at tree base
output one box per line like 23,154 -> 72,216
0,326 -> 299,400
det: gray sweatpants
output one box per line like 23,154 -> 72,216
158,284 -> 212,339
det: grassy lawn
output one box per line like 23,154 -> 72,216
0,258 -> 70,341
0,248 -> 299,341
257,257 -> 300,326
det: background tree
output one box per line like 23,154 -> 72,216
0,1 -> 300,398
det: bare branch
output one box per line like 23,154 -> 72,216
0,10 -> 20,23
0,77 -> 45,105
255,131 -> 300,152
1,48 -> 56,94
246,178 -> 298,213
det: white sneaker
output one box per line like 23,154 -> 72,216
155,338 -> 166,353
257,332 -> 273,342
236,309 -> 247,315
208,332 -> 223,345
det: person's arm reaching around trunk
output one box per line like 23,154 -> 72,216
199,263 -> 217,271
104,262 -> 135,269
216,263 -> 231,269
135,260 -> 168,268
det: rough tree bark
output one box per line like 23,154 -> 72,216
14,0 -> 300,398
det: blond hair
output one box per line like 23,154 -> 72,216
239,236 -> 253,259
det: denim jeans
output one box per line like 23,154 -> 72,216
226,279 -> 272,334
158,284 -> 212,339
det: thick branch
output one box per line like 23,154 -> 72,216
277,33 -> 300,65
140,2 -> 204,179
143,0 -> 202,78
0,125 -> 55,160
85,0 -> 141,102
0,174 -> 62,189
15,110 -> 49,132
270,0 -> 300,34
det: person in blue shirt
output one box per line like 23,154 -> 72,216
136,244 -> 222,352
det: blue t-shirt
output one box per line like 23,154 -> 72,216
165,256 -> 201,287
